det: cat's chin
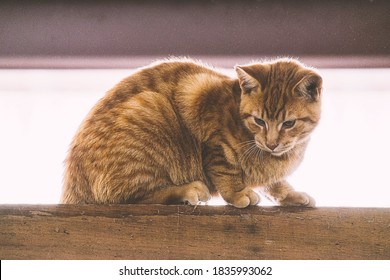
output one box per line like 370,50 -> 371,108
270,147 -> 294,157
270,151 -> 286,157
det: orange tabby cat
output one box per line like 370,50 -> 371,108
61,58 -> 322,208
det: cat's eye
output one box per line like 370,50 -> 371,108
282,120 -> 296,129
254,117 -> 266,127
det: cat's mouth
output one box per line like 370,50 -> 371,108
255,141 -> 292,157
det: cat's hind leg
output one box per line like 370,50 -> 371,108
137,181 -> 211,205
261,180 -> 316,207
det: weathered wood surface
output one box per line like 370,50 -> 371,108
0,204 -> 389,260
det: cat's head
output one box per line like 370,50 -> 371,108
235,59 -> 322,157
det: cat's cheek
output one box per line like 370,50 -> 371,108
254,135 -> 266,148
244,120 -> 259,133
251,123 -> 267,139
281,129 -> 300,144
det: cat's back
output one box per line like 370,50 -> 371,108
79,58 -> 228,134
112,58 -> 222,96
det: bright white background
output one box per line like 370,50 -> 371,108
0,68 -> 389,206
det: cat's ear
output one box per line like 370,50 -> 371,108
295,72 -> 322,101
235,66 -> 261,94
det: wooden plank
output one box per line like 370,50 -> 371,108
0,205 -> 389,260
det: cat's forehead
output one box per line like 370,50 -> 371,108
256,68 -> 304,121
257,100 -> 297,122
265,61 -> 304,87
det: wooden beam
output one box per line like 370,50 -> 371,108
0,205 -> 389,260
2,55 -> 390,69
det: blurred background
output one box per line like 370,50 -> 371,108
0,0 -> 389,206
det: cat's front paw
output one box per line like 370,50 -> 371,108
279,191 -> 316,207
182,181 -> 211,205
228,188 -> 260,208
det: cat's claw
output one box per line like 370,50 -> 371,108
279,191 -> 316,207
230,188 -> 260,208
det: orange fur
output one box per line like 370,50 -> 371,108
61,58 -> 322,208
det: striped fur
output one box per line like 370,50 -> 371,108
61,58 -> 322,208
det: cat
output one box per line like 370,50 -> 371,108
61,57 -> 322,208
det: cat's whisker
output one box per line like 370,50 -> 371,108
239,145 -> 253,160
238,141 -> 256,157
256,148 -> 265,163
247,146 -> 258,160
239,143 -> 257,163
239,141 -> 265,164
234,140 -> 256,149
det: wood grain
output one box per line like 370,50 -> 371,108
0,204 -> 389,260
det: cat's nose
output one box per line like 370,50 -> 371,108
266,143 -> 279,151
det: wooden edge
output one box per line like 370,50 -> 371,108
1,55 -> 390,69
1,204 -> 389,260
